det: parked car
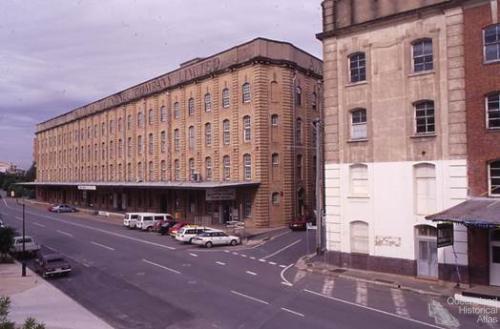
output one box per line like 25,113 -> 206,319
48,204 -> 78,213
152,213 -> 174,231
192,231 -> 240,248
10,236 -> 41,255
289,216 -> 307,231
136,213 -> 172,232
175,226 -> 218,244
123,212 -> 141,229
158,220 -> 177,235
35,253 -> 72,278
168,222 -> 189,237
0,219 -> 4,228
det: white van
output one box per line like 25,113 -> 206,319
123,213 -> 142,229
136,213 -> 171,231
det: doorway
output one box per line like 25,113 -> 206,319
490,229 -> 500,286
415,225 -> 438,279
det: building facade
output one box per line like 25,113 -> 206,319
33,38 -> 323,228
318,0 -> 470,281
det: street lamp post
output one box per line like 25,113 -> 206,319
313,119 -> 324,255
22,202 -> 26,277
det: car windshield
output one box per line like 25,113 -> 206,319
47,258 -> 64,263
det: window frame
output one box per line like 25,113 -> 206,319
205,123 -> 212,146
411,38 -> 434,73
204,93 -> 212,112
174,102 -> 180,119
242,83 -> 251,103
222,88 -> 230,108
350,108 -> 368,140
414,100 -> 436,135
489,160 -> 500,197
348,52 -> 366,83
243,115 -> 251,142
223,119 -> 230,145
486,92 -> 500,129
243,153 -> 251,180
205,157 -> 212,181
223,155 -> 231,181
484,24 -> 500,63
188,98 -> 195,116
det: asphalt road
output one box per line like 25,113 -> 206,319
0,198 -> 491,329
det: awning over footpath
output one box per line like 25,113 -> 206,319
426,197 -> 500,229
16,181 -> 260,190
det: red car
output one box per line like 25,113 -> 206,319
168,222 -> 188,237
289,216 -> 308,231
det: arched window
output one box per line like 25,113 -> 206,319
484,24 -> 500,62
486,92 -> 500,129
148,109 -> 154,125
173,102 -> 180,119
271,114 -> 279,126
295,118 -> 302,144
489,160 -> 500,196
223,119 -> 230,145
222,88 -> 230,108
295,86 -> 302,106
414,101 -> 435,134
243,115 -> 251,142
174,159 -> 180,181
243,154 -> 251,180
312,92 -> 317,111
351,108 -> 367,140
137,135 -> 143,155
204,93 -> 212,112
160,106 -> 166,122
118,117 -> 122,132
127,137 -> 132,157
127,115 -> 132,130
173,129 -> 180,151
137,112 -> 144,127
414,163 -> 437,215
137,161 -> 143,181
349,52 -> 366,83
350,164 -> 368,196
188,158 -> 195,180
148,133 -> 154,155
188,126 -> 195,150
127,163 -> 132,181
296,154 -> 303,180
205,123 -> 212,146
242,83 -> 251,103
272,153 -> 279,166
148,161 -> 154,181
223,155 -> 231,181
350,221 -> 369,254
160,160 -> 166,181
188,98 -> 195,116
160,131 -> 166,153
412,39 -> 433,72
205,157 -> 212,181
272,192 -> 280,205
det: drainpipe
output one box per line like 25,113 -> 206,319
292,71 -> 297,219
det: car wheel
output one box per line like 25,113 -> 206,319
205,241 -> 213,248
188,238 -> 193,244
230,240 -> 238,246
147,226 -> 153,232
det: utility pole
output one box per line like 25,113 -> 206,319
314,119 -> 324,255
22,202 -> 26,277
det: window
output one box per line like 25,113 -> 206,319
351,109 -> 367,140
295,86 -> 302,106
205,157 -> 212,181
271,114 -> 278,126
272,153 -> 279,166
137,162 -> 143,181
188,98 -> 195,116
243,154 -> 251,180
137,112 -> 144,127
148,161 -> 154,181
188,126 -> 195,149
487,93 -> 500,129
272,192 -> 280,205
489,160 -> 500,196
109,120 -> 114,134
243,196 -> 251,218
118,139 -> 123,158
174,102 -> 180,119
415,101 -> 435,134
118,163 -> 122,181
160,131 -> 166,153
412,39 -> 433,72
243,115 -> 251,142
127,137 -> 132,157
295,118 -> 302,144
101,142 -> 106,160
174,129 -> 180,151
222,88 -> 230,108
160,160 -> 166,181
188,158 -> 195,180
109,141 -> 114,159
223,119 -> 230,145
242,83 -> 251,103
118,117 -> 122,132
349,52 -> 366,83
350,164 -> 368,196
127,163 -> 132,181
484,24 -> 500,62
204,93 -> 212,112
148,133 -> 154,155
350,221 -> 369,254
160,106 -> 166,122
296,155 -> 303,180
205,123 -> 212,146
127,115 -> 132,130
414,163 -> 437,215
312,92 -> 317,111
101,122 -> 106,136
174,159 -> 180,180
223,155 -> 231,181
137,135 -> 143,155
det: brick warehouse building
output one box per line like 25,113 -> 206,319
30,38 -> 323,228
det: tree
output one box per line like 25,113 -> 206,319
24,163 -> 36,183
0,297 -> 45,329
0,227 -> 15,262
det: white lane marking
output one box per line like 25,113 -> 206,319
280,263 -> 295,286
281,307 -> 305,318
33,222 -> 46,228
322,278 -> 335,296
90,241 -> 115,251
57,230 -> 73,238
279,264 -> 287,268
8,207 -> 177,251
2,198 -> 7,207
230,290 -> 269,305
262,239 -> 301,260
391,289 -> 410,318
304,289 -> 446,329
245,270 -> 257,276
15,216 -> 23,221
250,256 -> 256,260
428,300 -> 460,328
281,282 -> 293,287
142,259 -> 181,275
216,261 -> 226,266
189,253 -> 198,257
232,252 -> 239,255
259,259 -> 266,262
224,250 -> 230,253
241,254 -> 247,258
268,261 -> 277,265
356,281 -> 368,306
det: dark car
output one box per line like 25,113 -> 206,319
153,214 -> 174,232
35,253 -> 72,278
289,216 -> 308,231
48,204 -> 78,213
159,220 -> 177,235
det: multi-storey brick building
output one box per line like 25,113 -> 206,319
318,0 -> 470,281
31,38 -> 323,228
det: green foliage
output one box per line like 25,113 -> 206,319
0,297 -> 45,329
0,227 -> 15,261
21,318 -> 45,329
0,163 -> 36,199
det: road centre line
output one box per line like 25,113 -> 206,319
241,254 -> 247,258
303,289 -> 445,329
259,259 -> 267,262
142,259 -> 181,274
90,241 -> 115,251
33,222 -> 46,227
281,307 -> 305,317
250,256 -> 256,260
3,204 -> 177,251
189,253 -> 198,257
268,261 -> 277,265
262,239 -> 302,260
230,290 -> 269,305
279,265 -> 287,268
216,261 -> 226,266
245,270 -> 257,276
57,230 -> 73,237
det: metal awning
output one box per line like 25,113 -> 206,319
425,197 -> 500,228
16,180 -> 260,190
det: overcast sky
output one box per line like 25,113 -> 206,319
0,0 -> 322,170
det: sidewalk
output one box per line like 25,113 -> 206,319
0,262 -> 113,329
